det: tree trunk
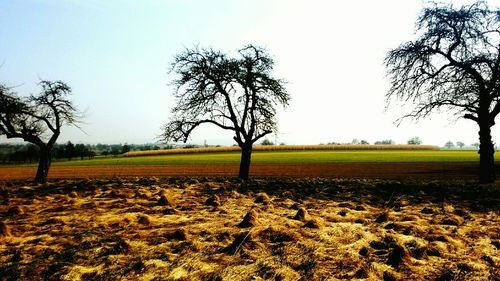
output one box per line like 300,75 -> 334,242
478,123 -> 495,183
238,144 -> 252,180
35,148 -> 51,183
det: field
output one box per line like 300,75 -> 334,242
63,150 -> 478,166
123,144 -> 440,157
0,177 -> 498,280
0,150 -> 485,181
1,149 -> 498,280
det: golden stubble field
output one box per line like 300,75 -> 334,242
0,177 -> 498,280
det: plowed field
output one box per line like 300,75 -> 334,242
0,162 -> 487,181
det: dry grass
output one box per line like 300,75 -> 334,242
124,144 -> 439,157
0,177 -> 498,280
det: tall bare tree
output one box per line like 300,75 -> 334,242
0,81 -> 82,182
385,1 -> 500,183
162,45 -> 290,179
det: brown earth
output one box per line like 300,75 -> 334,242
0,162 -> 487,181
0,177 -> 498,280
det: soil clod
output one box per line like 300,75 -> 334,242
304,218 -> 322,228
111,237 -> 131,254
386,244 -> 406,267
168,229 -> 189,241
225,231 -> 255,255
0,221 -> 11,236
354,266 -> 369,278
205,195 -> 221,207
481,255 -> 494,266
238,209 -> 260,228
425,246 -> 441,257
137,214 -> 152,225
420,207 -> 434,214
383,271 -> 397,281
375,212 -> 389,223
254,193 -> 271,205
370,240 -> 387,250
354,205 -> 366,211
293,207 -> 308,221
7,206 -> 24,216
354,218 -> 365,224
440,216 -> 462,226
158,192 -> 176,207
359,247 -> 369,257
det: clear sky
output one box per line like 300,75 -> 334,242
1,0 -> 499,146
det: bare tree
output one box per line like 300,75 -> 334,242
407,136 -> 422,145
385,1 -> 500,183
162,45 -> 290,179
0,81 -> 82,182
444,141 -> 456,149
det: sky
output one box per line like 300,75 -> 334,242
1,0 -> 499,147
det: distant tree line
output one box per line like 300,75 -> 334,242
0,142 -> 166,164
325,138 -> 422,146
443,141 -> 481,150
0,142 -> 94,164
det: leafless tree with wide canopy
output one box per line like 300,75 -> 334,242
162,45 -> 290,179
385,1 -> 500,183
0,81 -> 82,182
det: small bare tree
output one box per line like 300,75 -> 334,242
407,136 -> 422,145
162,45 -> 290,179
0,81 -> 82,182
385,1 -> 500,183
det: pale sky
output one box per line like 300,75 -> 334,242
1,0 -> 499,146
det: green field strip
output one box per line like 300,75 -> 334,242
39,150 -> 481,167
